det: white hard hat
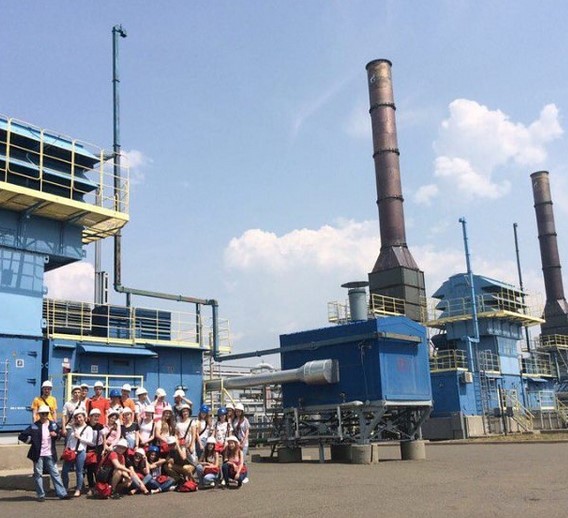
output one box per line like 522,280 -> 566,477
155,388 -> 166,397
121,407 -> 133,414
174,389 -> 185,398
121,384 -> 132,392
71,385 -> 81,392
38,405 -> 51,414
162,404 -> 173,413
41,380 -> 53,388
89,408 -> 101,416
107,409 -> 120,417
166,436 -> 177,445
135,448 -> 146,456
226,435 -> 239,443
179,404 -> 190,412
235,403 -> 244,411
80,383 -> 89,389
145,405 -> 155,413
73,408 -> 86,417
115,438 -> 128,449
94,381 -> 104,388
136,387 -> 148,396
225,402 -> 234,410
206,437 -> 216,445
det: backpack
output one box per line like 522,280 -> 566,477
95,482 -> 112,499
176,480 -> 198,492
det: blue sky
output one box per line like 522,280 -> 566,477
3,2 -> 568,363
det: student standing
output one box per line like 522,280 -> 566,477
18,404 -> 69,501
86,381 -> 110,426
61,409 -> 93,497
31,380 -> 58,422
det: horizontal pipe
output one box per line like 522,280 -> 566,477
204,359 -> 340,391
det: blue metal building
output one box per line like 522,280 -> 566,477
0,115 -> 226,431
423,273 -> 559,439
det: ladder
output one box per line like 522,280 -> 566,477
555,396 -> 568,426
0,360 -> 8,424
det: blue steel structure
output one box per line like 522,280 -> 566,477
0,114 -> 224,432
276,314 -> 432,445
424,273 -> 555,438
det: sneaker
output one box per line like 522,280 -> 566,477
220,479 -> 226,486
59,495 -> 71,500
111,493 -> 122,500
37,497 -> 45,502
242,477 -> 249,484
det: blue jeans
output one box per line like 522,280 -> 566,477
62,450 -> 86,491
142,474 -> 175,492
33,456 -> 67,499
222,463 -> 246,485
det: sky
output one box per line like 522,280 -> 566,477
3,1 -> 568,365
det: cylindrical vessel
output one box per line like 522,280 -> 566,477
348,287 -> 368,321
366,59 -> 408,252
531,171 -> 565,302
204,359 -> 339,392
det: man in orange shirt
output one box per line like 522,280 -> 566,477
120,384 -> 136,422
86,381 -> 110,426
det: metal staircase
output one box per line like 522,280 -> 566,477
0,360 -> 8,425
503,389 -> 534,433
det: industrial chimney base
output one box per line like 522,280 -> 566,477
400,440 -> 426,460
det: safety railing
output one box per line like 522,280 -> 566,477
62,373 -> 144,401
327,301 -> 350,324
369,293 -> 406,317
539,334 -> 568,349
423,289 -> 544,327
502,389 -> 534,432
526,390 -> 557,411
43,298 -> 231,352
478,350 -> 501,373
430,349 -> 468,371
0,114 -> 129,215
522,352 -> 554,377
555,396 -> 568,425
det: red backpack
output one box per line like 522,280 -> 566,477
177,480 -> 198,492
95,482 -> 112,499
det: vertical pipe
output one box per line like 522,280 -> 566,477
513,223 -> 532,351
112,24 -> 127,294
459,217 -> 479,372
212,300 -> 219,360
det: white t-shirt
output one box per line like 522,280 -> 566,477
65,424 -> 93,452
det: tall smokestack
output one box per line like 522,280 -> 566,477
365,59 -> 425,322
531,170 -> 568,336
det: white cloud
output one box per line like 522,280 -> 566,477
415,99 -> 562,204
413,183 -> 439,205
44,261 -> 94,302
345,104 -> 370,139
123,149 -> 152,185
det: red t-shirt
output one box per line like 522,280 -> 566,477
103,450 -> 125,467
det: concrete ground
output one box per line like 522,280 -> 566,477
0,442 -> 567,518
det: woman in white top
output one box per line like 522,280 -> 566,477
138,405 -> 156,448
193,404 -> 212,459
61,386 -> 87,436
175,405 -> 194,459
135,387 -> 152,422
61,409 -> 94,497
233,403 -> 250,457
213,407 -> 231,451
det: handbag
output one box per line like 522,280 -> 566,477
203,465 -> 220,475
94,482 -> 112,499
214,442 -> 225,453
85,450 -> 98,465
156,474 -> 169,484
61,448 -> 76,462
176,480 -> 198,492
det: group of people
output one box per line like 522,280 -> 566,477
21,380 -> 251,501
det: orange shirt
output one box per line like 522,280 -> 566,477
87,396 -> 111,426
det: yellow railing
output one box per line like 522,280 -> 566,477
555,397 -> 568,425
430,349 -> 468,371
369,293 -> 406,317
522,352 -> 554,377
423,289 -> 544,328
478,350 -> 501,373
502,389 -> 534,432
327,301 -> 350,324
539,334 -> 568,349
62,373 -> 144,401
43,298 -> 232,352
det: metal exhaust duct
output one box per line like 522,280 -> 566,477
531,171 -> 568,336
365,59 -> 425,322
204,359 -> 340,392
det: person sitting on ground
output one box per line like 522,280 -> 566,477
120,384 -> 137,420
144,445 -> 175,493
86,381 -> 110,426
175,404 -> 194,458
61,385 -> 86,437
193,404 -> 212,459
233,402 -> 250,456
196,436 -> 220,488
172,389 -> 193,421
18,404 -> 69,502
156,404 -> 176,451
85,408 -> 108,496
221,435 -> 247,488
100,438 -> 132,499
213,406 -> 231,452
104,409 -> 122,453
138,405 -> 156,449
120,407 -> 140,450
135,387 -> 152,421
31,380 -> 57,422
61,408 -> 93,497
163,436 -> 195,484
153,388 -> 167,422
126,448 -> 150,495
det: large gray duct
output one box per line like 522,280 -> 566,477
365,59 -> 425,322
204,359 -> 340,392
531,171 -> 568,336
